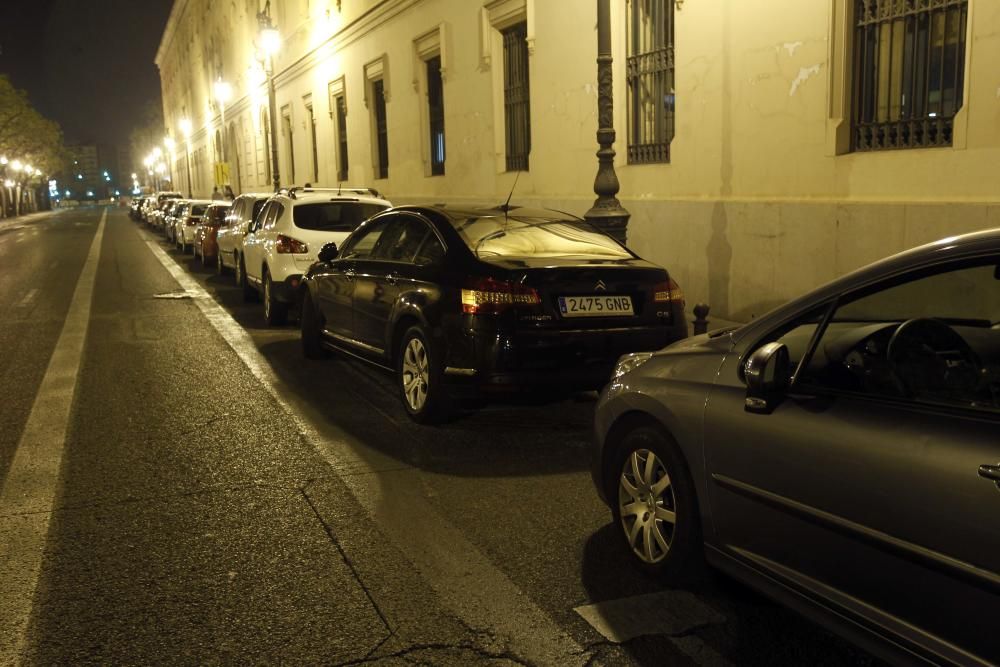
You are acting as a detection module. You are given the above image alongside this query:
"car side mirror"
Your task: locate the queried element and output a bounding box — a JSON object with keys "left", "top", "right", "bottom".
{"left": 744, "top": 342, "right": 790, "bottom": 414}
{"left": 318, "top": 242, "right": 339, "bottom": 263}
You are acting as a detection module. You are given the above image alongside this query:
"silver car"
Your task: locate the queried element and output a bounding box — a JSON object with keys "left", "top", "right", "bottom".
{"left": 592, "top": 228, "right": 1000, "bottom": 666}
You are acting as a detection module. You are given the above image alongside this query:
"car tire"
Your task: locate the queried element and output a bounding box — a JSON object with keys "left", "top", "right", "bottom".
{"left": 263, "top": 270, "right": 288, "bottom": 326}
{"left": 239, "top": 257, "right": 257, "bottom": 302}
{"left": 607, "top": 421, "right": 703, "bottom": 583}
{"left": 300, "top": 290, "right": 329, "bottom": 359}
{"left": 397, "top": 325, "right": 447, "bottom": 424}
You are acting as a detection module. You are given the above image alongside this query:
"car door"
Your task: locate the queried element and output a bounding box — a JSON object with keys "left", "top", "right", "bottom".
{"left": 703, "top": 257, "right": 1000, "bottom": 664}
{"left": 314, "top": 218, "right": 391, "bottom": 343}
{"left": 218, "top": 199, "right": 242, "bottom": 266}
{"left": 351, "top": 215, "right": 430, "bottom": 352}
{"left": 243, "top": 202, "right": 275, "bottom": 288}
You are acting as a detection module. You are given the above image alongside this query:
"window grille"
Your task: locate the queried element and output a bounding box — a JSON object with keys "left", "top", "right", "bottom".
{"left": 627, "top": 0, "right": 674, "bottom": 164}
{"left": 372, "top": 79, "right": 389, "bottom": 179}
{"left": 335, "top": 95, "right": 349, "bottom": 182}
{"left": 502, "top": 22, "right": 530, "bottom": 172}
{"left": 427, "top": 56, "right": 446, "bottom": 176}
{"left": 852, "top": 0, "right": 967, "bottom": 151}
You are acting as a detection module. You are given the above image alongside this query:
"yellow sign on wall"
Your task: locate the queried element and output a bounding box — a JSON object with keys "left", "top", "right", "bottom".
{"left": 214, "top": 162, "right": 230, "bottom": 186}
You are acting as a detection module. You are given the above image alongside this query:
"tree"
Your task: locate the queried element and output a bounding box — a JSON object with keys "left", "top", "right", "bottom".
{"left": 0, "top": 75, "right": 67, "bottom": 175}
{"left": 129, "top": 100, "right": 166, "bottom": 183}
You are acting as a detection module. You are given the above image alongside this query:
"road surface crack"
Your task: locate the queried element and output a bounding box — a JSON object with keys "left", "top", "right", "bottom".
{"left": 299, "top": 481, "right": 395, "bottom": 648}
{"left": 333, "top": 641, "right": 534, "bottom": 666}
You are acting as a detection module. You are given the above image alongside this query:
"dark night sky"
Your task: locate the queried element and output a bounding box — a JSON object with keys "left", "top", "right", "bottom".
{"left": 0, "top": 0, "right": 174, "bottom": 148}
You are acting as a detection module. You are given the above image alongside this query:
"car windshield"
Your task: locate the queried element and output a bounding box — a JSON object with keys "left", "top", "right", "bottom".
{"left": 208, "top": 206, "right": 229, "bottom": 222}
{"left": 454, "top": 216, "right": 631, "bottom": 259}
{"left": 293, "top": 202, "right": 387, "bottom": 232}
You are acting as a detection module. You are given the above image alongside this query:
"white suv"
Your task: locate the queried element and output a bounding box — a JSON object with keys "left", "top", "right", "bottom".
{"left": 242, "top": 187, "right": 391, "bottom": 325}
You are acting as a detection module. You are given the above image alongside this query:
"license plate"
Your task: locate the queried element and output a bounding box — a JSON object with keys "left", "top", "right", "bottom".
{"left": 558, "top": 295, "right": 634, "bottom": 317}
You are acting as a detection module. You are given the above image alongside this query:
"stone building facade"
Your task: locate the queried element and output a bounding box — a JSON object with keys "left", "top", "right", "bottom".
{"left": 156, "top": 0, "right": 1000, "bottom": 321}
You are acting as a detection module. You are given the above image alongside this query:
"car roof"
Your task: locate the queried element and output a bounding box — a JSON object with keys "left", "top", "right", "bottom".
{"left": 267, "top": 186, "right": 389, "bottom": 205}
{"left": 733, "top": 226, "right": 1000, "bottom": 344}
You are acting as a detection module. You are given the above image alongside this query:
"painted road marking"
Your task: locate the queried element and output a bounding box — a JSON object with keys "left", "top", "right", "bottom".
{"left": 575, "top": 591, "right": 731, "bottom": 665}
{"left": 0, "top": 209, "right": 106, "bottom": 663}
{"left": 16, "top": 289, "right": 39, "bottom": 308}
{"left": 142, "top": 232, "right": 591, "bottom": 666}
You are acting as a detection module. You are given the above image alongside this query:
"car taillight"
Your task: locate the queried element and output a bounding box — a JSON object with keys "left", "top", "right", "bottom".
{"left": 653, "top": 277, "right": 685, "bottom": 307}
{"left": 461, "top": 277, "right": 541, "bottom": 314}
{"left": 276, "top": 234, "right": 308, "bottom": 254}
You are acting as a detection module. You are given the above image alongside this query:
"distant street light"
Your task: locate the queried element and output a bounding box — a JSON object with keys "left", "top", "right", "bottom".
{"left": 257, "top": 1, "right": 281, "bottom": 192}
{"left": 11, "top": 160, "right": 22, "bottom": 172}
{"left": 180, "top": 118, "right": 194, "bottom": 198}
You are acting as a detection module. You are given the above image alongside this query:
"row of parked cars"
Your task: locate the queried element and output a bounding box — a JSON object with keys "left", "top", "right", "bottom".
{"left": 129, "top": 189, "right": 1000, "bottom": 666}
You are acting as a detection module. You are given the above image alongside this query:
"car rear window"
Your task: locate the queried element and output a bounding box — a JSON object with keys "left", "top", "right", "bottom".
{"left": 207, "top": 206, "right": 229, "bottom": 222}
{"left": 293, "top": 202, "right": 387, "bottom": 232}
{"left": 190, "top": 204, "right": 208, "bottom": 216}
{"left": 455, "top": 217, "right": 631, "bottom": 259}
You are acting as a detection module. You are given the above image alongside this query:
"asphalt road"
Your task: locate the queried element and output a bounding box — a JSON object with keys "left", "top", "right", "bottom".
{"left": 0, "top": 206, "right": 880, "bottom": 666}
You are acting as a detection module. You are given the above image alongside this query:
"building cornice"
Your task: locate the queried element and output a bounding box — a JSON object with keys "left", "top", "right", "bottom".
{"left": 155, "top": 0, "right": 191, "bottom": 69}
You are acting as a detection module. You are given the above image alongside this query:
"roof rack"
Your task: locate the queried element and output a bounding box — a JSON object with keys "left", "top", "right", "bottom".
{"left": 286, "top": 185, "right": 382, "bottom": 200}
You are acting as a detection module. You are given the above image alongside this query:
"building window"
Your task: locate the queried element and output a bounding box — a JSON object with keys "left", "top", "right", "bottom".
{"left": 372, "top": 79, "right": 389, "bottom": 179}
{"left": 626, "top": 0, "right": 675, "bottom": 164}
{"left": 427, "top": 56, "right": 446, "bottom": 176}
{"left": 502, "top": 22, "right": 530, "bottom": 172}
{"left": 335, "top": 94, "right": 349, "bottom": 182}
{"left": 852, "top": 0, "right": 968, "bottom": 151}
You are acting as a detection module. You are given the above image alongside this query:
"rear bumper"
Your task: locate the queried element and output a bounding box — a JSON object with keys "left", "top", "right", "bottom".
{"left": 268, "top": 274, "right": 304, "bottom": 305}
{"left": 445, "top": 318, "right": 687, "bottom": 395}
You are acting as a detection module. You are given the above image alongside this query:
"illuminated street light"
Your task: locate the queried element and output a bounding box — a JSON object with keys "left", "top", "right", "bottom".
{"left": 11, "top": 160, "right": 22, "bottom": 172}
{"left": 213, "top": 79, "right": 233, "bottom": 104}
{"left": 0, "top": 156, "right": 7, "bottom": 165}
{"left": 180, "top": 118, "right": 192, "bottom": 138}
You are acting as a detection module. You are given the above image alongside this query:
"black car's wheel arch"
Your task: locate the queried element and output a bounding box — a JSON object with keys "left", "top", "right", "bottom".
{"left": 389, "top": 312, "right": 429, "bottom": 367}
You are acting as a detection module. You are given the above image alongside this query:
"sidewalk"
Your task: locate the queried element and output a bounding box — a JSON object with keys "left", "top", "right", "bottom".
{"left": 0, "top": 209, "right": 62, "bottom": 229}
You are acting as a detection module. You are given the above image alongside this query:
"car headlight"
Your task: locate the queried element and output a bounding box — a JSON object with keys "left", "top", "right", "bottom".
{"left": 612, "top": 352, "right": 654, "bottom": 380}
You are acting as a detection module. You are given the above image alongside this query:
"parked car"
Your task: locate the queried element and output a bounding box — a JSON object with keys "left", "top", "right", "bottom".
{"left": 194, "top": 201, "right": 232, "bottom": 265}
{"left": 163, "top": 200, "right": 188, "bottom": 244}
{"left": 590, "top": 228, "right": 1000, "bottom": 666}
{"left": 129, "top": 196, "right": 148, "bottom": 221}
{"left": 242, "top": 186, "right": 391, "bottom": 325}
{"left": 299, "top": 204, "right": 687, "bottom": 422}
{"left": 216, "top": 192, "right": 271, "bottom": 280}
{"left": 145, "top": 191, "right": 181, "bottom": 224}
{"left": 174, "top": 200, "right": 213, "bottom": 253}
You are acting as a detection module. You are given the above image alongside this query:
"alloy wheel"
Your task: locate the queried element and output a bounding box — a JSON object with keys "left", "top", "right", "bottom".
{"left": 401, "top": 337, "right": 430, "bottom": 411}
{"left": 618, "top": 448, "right": 677, "bottom": 564}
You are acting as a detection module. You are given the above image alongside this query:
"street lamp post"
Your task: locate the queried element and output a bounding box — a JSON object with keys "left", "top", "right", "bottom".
{"left": 583, "top": 0, "right": 630, "bottom": 245}
{"left": 257, "top": 3, "right": 281, "bottom": 192}
{"left": 214, "top": 79, "right": 233, "bottom": 188}
{"left": 180, "top": 118, "right": 194, "bottom": 198}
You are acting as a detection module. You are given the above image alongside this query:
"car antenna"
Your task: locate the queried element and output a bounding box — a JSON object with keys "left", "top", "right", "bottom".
{"left": 499, "top": 170, "right": 521, "bottom": 221}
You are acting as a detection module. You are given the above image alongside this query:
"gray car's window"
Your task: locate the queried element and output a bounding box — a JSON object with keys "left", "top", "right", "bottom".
{"left": 791, "top": 259, "right": 1000, "bottom": 413}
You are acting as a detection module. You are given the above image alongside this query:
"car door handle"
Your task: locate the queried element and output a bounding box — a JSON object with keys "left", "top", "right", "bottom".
{"left": 385, "top": 272, "right": 398, "bottom": 285}
{"left": 344, "top": 269, "right": 355, "bottom": 282}
{"left": 978, "top": 464, "right": 1000, "bottom": 485}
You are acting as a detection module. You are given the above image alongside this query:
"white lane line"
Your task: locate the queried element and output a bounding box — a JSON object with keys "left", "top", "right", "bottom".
{"left": 16, "top": 289, "right": 39, "bottom": 308}
{"left": 0, "top": 209, "right": 106, "bottom": 663}
{"left": 142, "top": 235, "right": 591, "bottom": 666}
